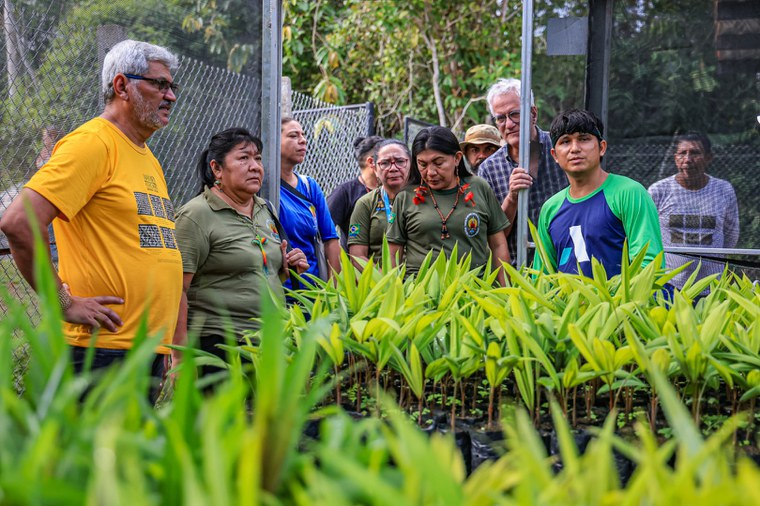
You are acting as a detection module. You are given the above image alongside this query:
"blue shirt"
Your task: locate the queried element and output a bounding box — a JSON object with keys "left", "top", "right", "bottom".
{"left": 279, "top": 173, "right": 338, "bottom": 287}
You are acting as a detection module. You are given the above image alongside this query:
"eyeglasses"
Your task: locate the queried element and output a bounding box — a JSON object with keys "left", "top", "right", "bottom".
{"left": 377, "top": 157, "right": 409, "bottom": 170}
{"left": 124, "top": 74, "right": 180, "bottom": 94}
{"left": 492, "top": 110, "right": 520, "bottom": 125}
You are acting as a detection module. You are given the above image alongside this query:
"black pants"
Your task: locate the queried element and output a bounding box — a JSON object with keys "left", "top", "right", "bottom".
{"left": 69, "top": 346, "right": 165, "bottom": 404}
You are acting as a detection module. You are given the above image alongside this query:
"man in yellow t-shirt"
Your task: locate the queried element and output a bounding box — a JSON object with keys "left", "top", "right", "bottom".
{"left": 0, "top": 40, "right": 182, "bottom": 399}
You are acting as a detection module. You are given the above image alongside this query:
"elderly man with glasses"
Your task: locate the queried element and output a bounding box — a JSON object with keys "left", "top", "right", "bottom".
{"left": 478, "top": 78, "right": 567, "bottom": 265}
{"left": 0, "top": 39, "right": 182, "bottom": 401}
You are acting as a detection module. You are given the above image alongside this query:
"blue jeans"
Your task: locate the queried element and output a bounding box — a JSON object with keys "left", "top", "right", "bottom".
{"left": 69, "top": 346, "right": 165, "bottom": 404}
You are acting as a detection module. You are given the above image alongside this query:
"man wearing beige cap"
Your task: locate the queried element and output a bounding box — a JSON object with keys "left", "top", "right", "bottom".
{"left": 460, "top": 124, "right": 501, "bottom": 174}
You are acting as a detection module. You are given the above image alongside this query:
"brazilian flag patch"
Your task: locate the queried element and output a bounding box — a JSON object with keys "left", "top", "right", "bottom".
{"left": 348, "top": 224, "right": 361, "bottom": 237}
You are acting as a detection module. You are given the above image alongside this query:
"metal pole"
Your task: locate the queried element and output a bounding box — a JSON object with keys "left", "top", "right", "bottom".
{"left": 516, "top": 0, "right": 534, "bottom": 268}
{"left": 585, "top": 0, "right": 613, "bottom": 168}
{"left": 261, "top": 0, "right": 283, "bottom": 207}
{"left": 665, "top": 247, "right": 760, "bottom": 256}
{"left": 366, "top": 102, "right": 375, "bottom": 136}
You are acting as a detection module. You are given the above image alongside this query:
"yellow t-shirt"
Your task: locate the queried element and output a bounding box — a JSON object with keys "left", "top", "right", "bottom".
{"left": 25, "top": 117, "right": 182, "bottom": 352}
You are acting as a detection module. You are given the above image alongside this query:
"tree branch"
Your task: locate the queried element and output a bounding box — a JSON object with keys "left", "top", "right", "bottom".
{"left": 421, "top": 8, "right": 446, "bottom": 127}
{"left": 450, "top": 95, "right": 487, "bottom": 134}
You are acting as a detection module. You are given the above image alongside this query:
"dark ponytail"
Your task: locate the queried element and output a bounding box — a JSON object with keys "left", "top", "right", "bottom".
{"left": 353, "top": 135, "right": 385, "bottom": 168}
{"left": 196, "top": 148, "right": 215, "bottom": 192}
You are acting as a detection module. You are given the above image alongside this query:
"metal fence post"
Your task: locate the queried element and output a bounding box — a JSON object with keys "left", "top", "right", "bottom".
{"left": 585, "top": 0, "right": 613, "bottom": 169}
{"left": 260, "top": 0, "right": 283, "bottom": 206}
{"left": 366, "top": 102, "right": 375, "bottom": 136}
{"left": 516, "top": 0, "right": 534, "bottom": 268}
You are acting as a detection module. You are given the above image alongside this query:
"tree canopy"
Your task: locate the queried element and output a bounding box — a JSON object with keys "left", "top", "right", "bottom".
{"left": 5, "top": 0, "right": 758, "bottom": 141}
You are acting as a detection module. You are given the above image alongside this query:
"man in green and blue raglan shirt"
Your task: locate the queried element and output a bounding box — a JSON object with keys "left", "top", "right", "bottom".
{"left": 533, "top": 109, "right": 664, "bottom": 277}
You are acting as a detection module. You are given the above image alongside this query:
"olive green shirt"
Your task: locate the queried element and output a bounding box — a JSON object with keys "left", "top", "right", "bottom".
{"left": 386, "top": 176, "right": 509, "bottom": 275}
{"left": 175, "top": 187, "right": 285, "bottom": 339}
{"left": 347, "top": 188, "right": 395, "bottom": 259}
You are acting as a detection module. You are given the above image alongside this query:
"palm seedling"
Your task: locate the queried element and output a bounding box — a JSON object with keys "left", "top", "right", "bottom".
{"left": 665, "top": 292, "right": 736, "bottom": 425}
{"left": 425, "top": 314, "right": 482, "bottom": 432}
{"left": 390, "top": 342, "right": 426, "bottom": 425}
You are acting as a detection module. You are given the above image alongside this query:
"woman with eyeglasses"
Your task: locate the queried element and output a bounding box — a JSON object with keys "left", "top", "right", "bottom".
{"left": 327, "top": 135, "right": 384, "bottom": 250}
{"left": 347, "top": 139, "right": 411, "bottom": 264}
{"left": 387, "top": 126, "right": 510, "bottom": 284}
{"left": 173, "top": 128, "right": 309, "bottom": 381}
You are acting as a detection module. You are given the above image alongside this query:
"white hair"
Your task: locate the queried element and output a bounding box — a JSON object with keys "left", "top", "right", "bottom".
{"left": 485, "top": 78, "right": 535, "bottom": 116}
{"left": 101, "top": 40, "right": 179, "bottom": 103}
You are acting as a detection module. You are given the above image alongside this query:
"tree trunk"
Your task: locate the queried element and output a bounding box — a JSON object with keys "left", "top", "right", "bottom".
{"left": 4, "top": 0, "right": 37, "bottom": 99}
{"left": 420, "top": 8, "right": 446, "bottom": 127}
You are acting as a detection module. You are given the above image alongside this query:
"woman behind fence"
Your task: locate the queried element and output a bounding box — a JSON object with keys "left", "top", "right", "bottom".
{"left": 173, "top": 128, "right": 309, "bottom": 379}
{"left": 327, "top": 135, "right": 384, "bottom": 250}
{"left": 348, "top": 139, "right": 411, "bottom": 264}
{"left": 278, "top": 117, "right": 341, "bottom": 286}
{"left": 387, "top": 126, "right": 510, "bottom": 285}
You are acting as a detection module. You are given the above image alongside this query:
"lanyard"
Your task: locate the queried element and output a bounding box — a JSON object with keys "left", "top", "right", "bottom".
{"left": 251, "top": 234, "right": 269, "bottom": 275}
{"left": 381, "top": 188, "right": 395, "bottom": 224}
{"left": 238, "top": 208, "right": 269, "bottom": 275}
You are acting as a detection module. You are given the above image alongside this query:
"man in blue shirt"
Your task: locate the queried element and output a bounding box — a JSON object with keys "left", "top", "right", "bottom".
{"left": 533, "top": 109, "right": 664, "bottom": 277}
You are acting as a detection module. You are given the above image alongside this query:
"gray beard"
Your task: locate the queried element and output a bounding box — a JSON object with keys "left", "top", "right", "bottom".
{"left": 132, "top": 89, "right": 164, "bottom": 130}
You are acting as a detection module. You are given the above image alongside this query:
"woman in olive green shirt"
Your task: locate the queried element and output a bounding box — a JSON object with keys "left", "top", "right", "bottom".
{"left": 347, "top": 139, "right": 410, "bottom": 264}
{"left": 174, "top": 128, "right": 309, "bottom": 379}
{"left": 387, "top": 127, "right": 510, "bottom": 284}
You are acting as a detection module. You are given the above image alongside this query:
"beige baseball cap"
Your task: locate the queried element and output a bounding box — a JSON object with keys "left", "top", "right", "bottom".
{"left": 460, "top": 124, "right": 502, "bottom": 150}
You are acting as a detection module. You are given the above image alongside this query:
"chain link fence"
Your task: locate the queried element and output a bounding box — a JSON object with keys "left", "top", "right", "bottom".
{"left": 0, "top": 0, "right": 263, "bottom": 390}
{"left": 0, "top": 2, "right": 374, "bottom": 390}
{"left": 403, "top": 117, "right": 435, "bottom": 147}
{"left": 607, "top": 141, "right": 760, "bottom": 280}
{"left": 603, "top": 0, "right": 760, "bottom": 281}
{"left": 3, "top": 1, "right": 759, "bottom": 390}
{"left": 290, "top": 93, "right": 374, "bottom": 196}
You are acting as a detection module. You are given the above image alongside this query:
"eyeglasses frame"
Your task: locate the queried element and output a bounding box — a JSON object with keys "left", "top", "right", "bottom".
{"left": 123, "top": 73, "right": 180, "bottom": 94}
{"left": 376, "top": 157, "right": 410, "bottom": 171}
{"left": 492, "top": 110, "right": 521, "bottom": 126}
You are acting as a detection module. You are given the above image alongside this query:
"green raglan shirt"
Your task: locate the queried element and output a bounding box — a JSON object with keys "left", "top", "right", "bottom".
{"left": 533, "top": 173, "right": 664, "bottom": 277}
{"left": 387, "top": 176, "right": 509, "bottom": 275}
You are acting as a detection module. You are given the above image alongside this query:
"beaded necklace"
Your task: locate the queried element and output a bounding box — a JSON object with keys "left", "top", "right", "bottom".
{"left": 427, "top": 181, "right": 461, "bottom": 240}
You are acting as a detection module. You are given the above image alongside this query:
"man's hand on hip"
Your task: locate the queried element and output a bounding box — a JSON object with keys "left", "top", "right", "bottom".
{"left": 62, "top": 285, "right": 124, "bottom": 332}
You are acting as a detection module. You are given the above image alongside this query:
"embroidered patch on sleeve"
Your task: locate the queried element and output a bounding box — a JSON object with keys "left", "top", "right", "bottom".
{"left": 348, "top": 224, "right": 361, "bottom": 237}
